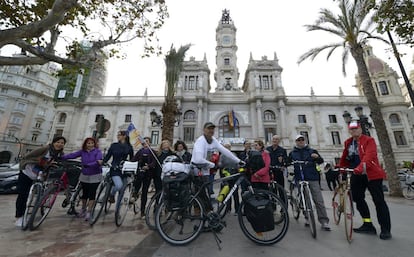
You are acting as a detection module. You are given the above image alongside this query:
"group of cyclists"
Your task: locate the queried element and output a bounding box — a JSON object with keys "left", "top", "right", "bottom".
{"left": 14, "top": 119, "right": 392, "bottom": 240}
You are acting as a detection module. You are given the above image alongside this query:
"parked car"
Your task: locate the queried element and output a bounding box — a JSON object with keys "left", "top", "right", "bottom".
{"left": 0, "top": 163, "right": 20, "bottom": 194}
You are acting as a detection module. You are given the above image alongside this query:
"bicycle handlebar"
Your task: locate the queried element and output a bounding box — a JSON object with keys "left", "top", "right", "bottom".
{"left": 333, "top": 167, "right": 354, "bottom": 174}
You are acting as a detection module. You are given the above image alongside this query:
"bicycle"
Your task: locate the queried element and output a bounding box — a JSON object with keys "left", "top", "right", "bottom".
{"left": 154, "top": 163, "right": 289, "bottom": 247}
{"left": 145, "top": 190, "right": 163, "bottom": 230}
{"left": 400, "top": 171, "right": 414, "bottom": 200}
{"left": 25, "top": 161, "right": 79, "bottom": 231}
{"left": 289, "top": 160, "right": 317, "bottom": 238}
{"left": 269, "top": 165, "right": 288, "bottom": 210}
{"left": 64, "top": 180, "right": 83, "bottom": 215}
{"left": 114, "top": 161, "right": 139, "bottom": 227}
{"left": 332, "top": 167, "right": 354, "bottom": 243}
{"left": 89, "top": 164, "right": 115, "bottom": 226}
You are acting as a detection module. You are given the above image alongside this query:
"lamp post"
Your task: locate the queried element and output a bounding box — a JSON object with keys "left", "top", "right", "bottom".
{"left": 150, "top": 108, "right": 182, "bottom": 127}
{"left": 342, "top": 106, "right": 372, "bottom": 136}
{"left": 354, "top": 106, "right": 372, "bottom": 136}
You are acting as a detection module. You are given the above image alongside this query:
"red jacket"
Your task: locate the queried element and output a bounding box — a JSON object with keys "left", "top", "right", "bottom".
{"left": 339, "top": 134, "right": 386, "bottom": 181}
{"left": 251, "top": 150, "right": 271, "bottom": 183}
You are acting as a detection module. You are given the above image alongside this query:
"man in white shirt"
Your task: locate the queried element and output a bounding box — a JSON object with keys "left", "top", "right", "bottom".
{"left": 191, "top": 122, "right": 243, "bottom": 174}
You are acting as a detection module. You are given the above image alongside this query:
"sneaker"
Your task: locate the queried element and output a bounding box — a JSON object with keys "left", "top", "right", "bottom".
{"left": 304, "top": 219, "right": 310, "bottom": 227}
{"left": 77, "top": 208, "right": 86, "bottom": 218}
{"left": 84, "top": 212, "right": 90, "bottom": 221}
{"left": 380, "top": 231, "right": 392, "bottom": 240}
{"left": 321, "top": 223, "right": 331, "bottom": 231}
{"left": 140, "top": 213, "right": 146, "bottom": 220}
{"left": 108, "top": 195, "right": 115, "bottom": 203}
{"left": 15, "top": 217, "right": 23, "bottom": 227}
{"left": 67, "top": 207, "right": 78, "bottom": 216}
{"left": 353, "top": 223, "right": 377, "bottom": 235}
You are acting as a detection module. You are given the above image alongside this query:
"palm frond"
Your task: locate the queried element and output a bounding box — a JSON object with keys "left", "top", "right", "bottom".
{"left": 297, "top": 43, "right": 342, "bottom": 64}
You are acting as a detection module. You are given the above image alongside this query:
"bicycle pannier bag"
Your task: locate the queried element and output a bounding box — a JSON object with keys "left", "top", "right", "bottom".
{"left": 243, "top": 192, "right": 275, "bottom": 232}
{"left": 162, "top": 172, "right": 191, "bottom": 211}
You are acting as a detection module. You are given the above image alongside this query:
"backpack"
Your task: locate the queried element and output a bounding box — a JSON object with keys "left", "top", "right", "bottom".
{"left": 162, "top": 172, "right": 191, "bottom": 211}
{"left": 243, "top": 192, "right": 275, "bottom": 233}
{"left": 248, "top": 150, "right": 265, "bottom": 173}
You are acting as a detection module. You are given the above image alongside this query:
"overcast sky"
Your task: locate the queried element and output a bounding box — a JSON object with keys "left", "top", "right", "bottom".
{"left": 3, "top": 1, "right": 413, "bottom": 97}
{"left": 105, "top": 0, "right": 414, "bottom": 97}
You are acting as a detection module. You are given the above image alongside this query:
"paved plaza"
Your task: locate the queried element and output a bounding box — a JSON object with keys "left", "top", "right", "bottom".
{"left": 1, "top": 183, "right": 413, "bottom": 257}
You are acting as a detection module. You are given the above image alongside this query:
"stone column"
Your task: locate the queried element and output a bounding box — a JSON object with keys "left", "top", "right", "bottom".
{"left": 256, "top": 99, "right": 264, "bottom": 138}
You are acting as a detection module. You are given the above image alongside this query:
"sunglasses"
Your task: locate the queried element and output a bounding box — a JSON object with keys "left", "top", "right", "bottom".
{"left": 296, "top": 138, "right": 305, "bottom": 142}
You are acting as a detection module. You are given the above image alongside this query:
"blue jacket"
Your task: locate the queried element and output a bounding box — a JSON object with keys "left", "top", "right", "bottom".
{"left": 288, "top": 145, "right": 323, "bottom": 181}
{"left": 62, "top": 148, "right": 102, "bottom": 176}
{"left": 103, "top": 142, "right": 134, "bottom": 176}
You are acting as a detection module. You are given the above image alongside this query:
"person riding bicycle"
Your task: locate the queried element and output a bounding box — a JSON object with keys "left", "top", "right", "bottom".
{"left": 288, "top": 134, "right": 331, "bottom": 231}
{"left": 190, "top": 122, "right": 245, "bottom": 209}
{"left": 266, "top": 135, "right": 288, "bottom": 204}
{"left": 15, "top": 136, "right": 66, "bottom": 227}
{"left": 61, "top": 137, "right": 103, "bottom": 220}
{"left": 103, "top": 130, "right": 134, "bottom": 204}
{"left": 338, "top": 120, "right": 391, "bottom": 240}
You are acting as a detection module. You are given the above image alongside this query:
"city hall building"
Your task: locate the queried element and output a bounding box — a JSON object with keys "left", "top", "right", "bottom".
{"left": 1, "top": 10, "right": 413, "bottom": 167}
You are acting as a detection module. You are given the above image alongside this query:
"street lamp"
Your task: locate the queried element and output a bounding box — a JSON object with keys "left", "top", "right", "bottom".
{"left": 150, "top": 108, "right": 182, "bottom": 127}
{"left": 342, "top": 106, "right": 372, "bottom": 136}
{"left": 354, "top": 106, "right": 372, "bottom": 136}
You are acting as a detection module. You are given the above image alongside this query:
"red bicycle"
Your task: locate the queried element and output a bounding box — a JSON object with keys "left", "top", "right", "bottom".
{"left": 26, "top": 161, "right": 80, "bottom": 230}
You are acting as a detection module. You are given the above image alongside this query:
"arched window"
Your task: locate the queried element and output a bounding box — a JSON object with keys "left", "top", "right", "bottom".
{"left": 58, "top": 113, "right": 67, "bottom": 123}
{"left": 218, "top": 114, "right": 240, "bottom": 138}
{"left": 183, "top": 110, "right": 196, "bottom": 121}
{"left": 389, "top": 113, "right": 401, "bottom": 125}
{"left": 263, "top": 110, "right": 276, "bottom": 121}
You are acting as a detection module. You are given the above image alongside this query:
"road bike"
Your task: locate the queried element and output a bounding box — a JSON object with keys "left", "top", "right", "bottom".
{"left": 154, "top": 164, "right": 289, "bottom": 247}
{"left": 289, "top": 160, "right": 317, "bottom": 238}
{"left": 24, "top": 161, "right": 81, "bottom": 231}
{"left": 332, "top": 167, "right": 354, "bottom": 243}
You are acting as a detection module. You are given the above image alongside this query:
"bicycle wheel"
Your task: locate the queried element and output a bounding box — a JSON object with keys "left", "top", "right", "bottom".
{"left": 303, "top": 186, "right": 317, "bottom": 238}
{"left": 289, "top": 183, "right": 300, "bottom": 220}
{"left": 270, "top": 182, "right": 288, "bottom": 210}
{"left": 344, "top": 190, "right": 353, "bottom": 243}
{"left": 22, "top": 183, "right": 42, "bottom": 231}
{"left": 115, "top": 183, "right": 132, "bottom": 227}
{"left": 145, "top": 191, "right": 162, "bottom": 230}
{"left": 155, "top": 196, "right": 204, "bottom": 245}
{"left": 67, "top": 184, "right": 83, "bottom": 215}
{"left": 238, "top": 190, "right": 289, "bottom": 245}
{"left": 402, "top": 186, "right": 414, "bottom": 200}
{"left": 28, "top": 185, "right": 58, "bottom": 231}
{"left": 89, "top": 182, "right": 109, "bottom": 226}
{"left": 332, "top": 190, "right": 341, "bottom": 225}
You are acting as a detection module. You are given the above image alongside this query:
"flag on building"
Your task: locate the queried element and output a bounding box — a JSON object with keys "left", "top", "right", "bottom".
{"left": 127, "top": 123, "right": 141, "bottom": 148}
{"left": 229, "top": 109, "right": 235, "bottom": 129}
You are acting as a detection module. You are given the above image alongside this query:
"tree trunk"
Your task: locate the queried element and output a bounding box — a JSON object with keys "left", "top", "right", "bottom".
{"left": 161, "top": 98, "right": 176, "bottom": 144}
{"left": 351, "top": 45, "right": 402, "bottom": 197}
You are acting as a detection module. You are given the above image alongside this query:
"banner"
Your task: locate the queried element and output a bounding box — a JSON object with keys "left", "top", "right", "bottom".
{"left": 127, "top": 123, "right": 141, "bottom": 148}
{"left": 229, "top": 109, "right": 236, "bottom": 129}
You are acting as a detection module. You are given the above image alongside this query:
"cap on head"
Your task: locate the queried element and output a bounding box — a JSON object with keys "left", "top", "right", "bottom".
{"left": 348, "top": 120, "right": 361, "bottom": 129}
{"left": 295, "top": 135, "right": 304, "bottom": 141}
{"left": 204, "top": 122, "right": 216, "bottom": 129}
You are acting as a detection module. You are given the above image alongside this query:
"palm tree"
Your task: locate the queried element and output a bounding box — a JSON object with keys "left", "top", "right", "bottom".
{"left": 161, "top": 44, "right": 191, "bottom": 143}
{"left": 298, "top": 0, "right": 401, "bottom": 196}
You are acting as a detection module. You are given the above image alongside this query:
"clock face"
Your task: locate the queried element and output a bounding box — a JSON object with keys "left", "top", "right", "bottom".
{"left": 222, "top": 35, "right": 232, "bottom": 45}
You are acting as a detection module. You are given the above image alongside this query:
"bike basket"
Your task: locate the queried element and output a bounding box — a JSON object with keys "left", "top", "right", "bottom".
{"left": 162, "top": 172, "right": 191, "bottom": 211}
{"left": 243, "top": 192, "right": 275, "bottom": 233}
{"left": 67, "top": 167, "right": 81, "bottom": 187}
{"left": 122, "top": 161, "right": 138, "bottom": 175}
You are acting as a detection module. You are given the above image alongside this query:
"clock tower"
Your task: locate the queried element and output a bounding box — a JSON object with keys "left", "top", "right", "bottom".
{"left": 214, "top": 9, "right": 240, "bottom": 91}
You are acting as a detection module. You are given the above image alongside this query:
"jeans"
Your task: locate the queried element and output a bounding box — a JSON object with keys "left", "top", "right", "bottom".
{"left": 111, "top": 175, "right": 123, "bottom": 196}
